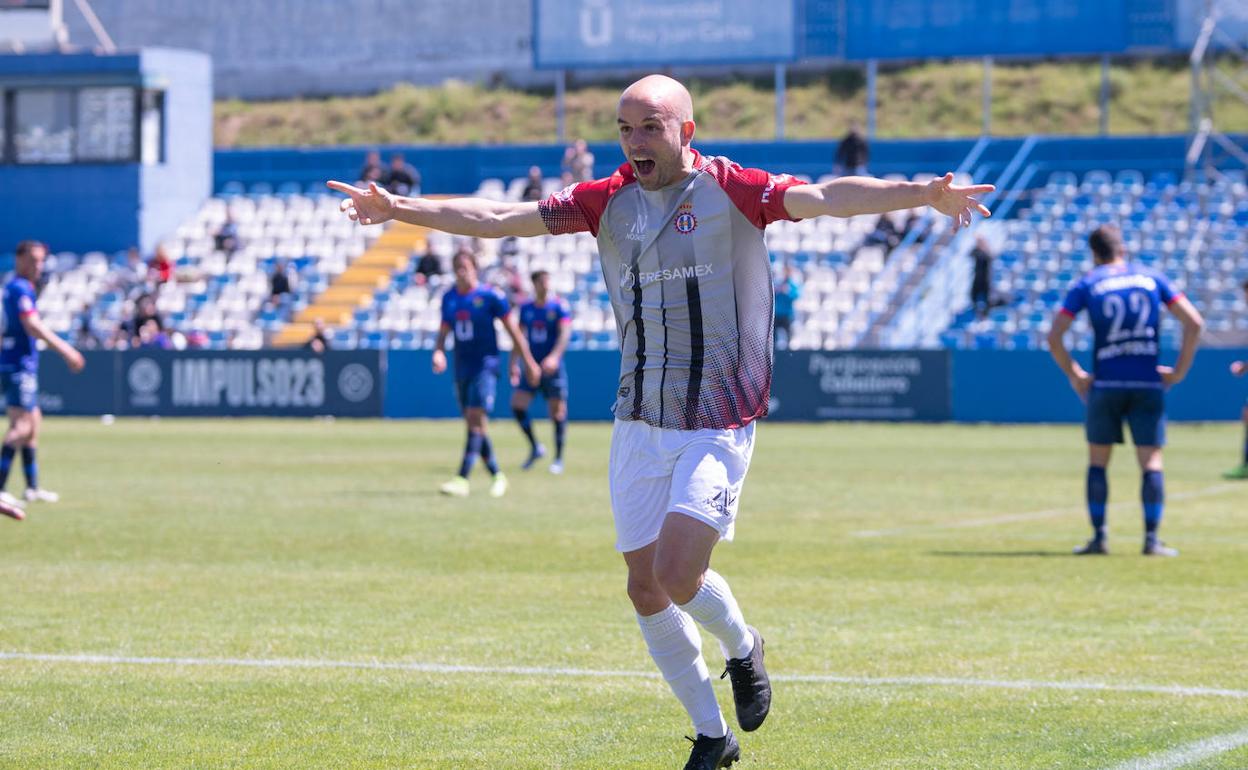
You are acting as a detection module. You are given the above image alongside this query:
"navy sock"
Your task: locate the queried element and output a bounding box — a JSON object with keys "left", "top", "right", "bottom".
{"left": 21, "top": 446, "right": 36, "bottom": 490}
{"left": 0, "top": 444, "right": 14, "bottom": 491}
{"left": 514, "top": 409, "right": 537, "bottom": 450}
{"left": 458, "top": 432, "right": 483, "bottom": 478}
{"left": 1142, "top": 470, "right": 1164, "bottom": 540}
{"left": 1086, "top": 466, "right": 1108, "bottom": 540}
{"left": 554, "top": 418, "right": 566, "bottom": 460}
{"left": 479, "top": 434, "right": 500, "bottom": 475}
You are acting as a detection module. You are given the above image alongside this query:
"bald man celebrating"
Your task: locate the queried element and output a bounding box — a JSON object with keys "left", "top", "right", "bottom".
{"left": 330, "top": 75, "right": 992, "bottom": 769}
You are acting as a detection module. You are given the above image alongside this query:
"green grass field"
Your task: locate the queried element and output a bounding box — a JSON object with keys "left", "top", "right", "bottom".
{"left": 2, "top": 418, "right": 1245, "bottom": 769}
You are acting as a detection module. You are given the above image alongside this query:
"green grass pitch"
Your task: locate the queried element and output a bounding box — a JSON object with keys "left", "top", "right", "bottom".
{"left": 1, "top": 418, "right": 1245, "bottom": 769}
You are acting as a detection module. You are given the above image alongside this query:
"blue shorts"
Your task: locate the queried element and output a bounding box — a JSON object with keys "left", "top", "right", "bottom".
{"left": 1, "top": 371, "right": 38, "bottom": 411}
{"left": 1086, "top": 387, "right": 1166, "bottom": 447}
{"left": 455, "top": 371, "right": 498, "bottom": 413}
{"left": 516, "top": 368, "right": 569, "bottom": 402}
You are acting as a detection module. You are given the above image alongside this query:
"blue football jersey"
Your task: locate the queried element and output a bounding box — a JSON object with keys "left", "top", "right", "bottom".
{"left": 518, "top": 297, "right": 571, "bottom": 363}
{"left": 1, "top": 277, "right": 39, "bottom": 374}
{"left": 1061, "top": 262, "right": 1180, "bottom": 389}
{"left": 440, "top": 284, "right": 509, "bottom": 379}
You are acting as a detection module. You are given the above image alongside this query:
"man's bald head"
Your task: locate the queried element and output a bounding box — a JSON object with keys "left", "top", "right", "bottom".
{"left": 619, "top": 75, "right": 693, "bottom": 123}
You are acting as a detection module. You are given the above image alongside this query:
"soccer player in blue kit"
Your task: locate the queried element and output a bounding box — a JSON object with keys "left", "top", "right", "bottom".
{"left": 510, "top": 269, "right": 572, "bottom": 474}
{"left": 0, "top": 241, "right": 85, "bottom": 514}
{"left": 433, "top": 250, "right": 540, "bottom": 498}
{"left": 1048, "top": 225, "right": 1204, "bottom": 556}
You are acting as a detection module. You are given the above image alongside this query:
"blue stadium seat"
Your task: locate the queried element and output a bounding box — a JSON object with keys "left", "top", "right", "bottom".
{"left": 275, "top": 181, "right": 302, "bottom": 198}
{"left": 248, "top": 182, "right": 274, "bottom": 197}
{"left": 219, "top": 180, "right": 246, "bottom": 197}
{"left": 361, "top": 331, "right": 387, "bottom": 349}
{"left": 390, "top": 331, "right": 417, "bottom": 349}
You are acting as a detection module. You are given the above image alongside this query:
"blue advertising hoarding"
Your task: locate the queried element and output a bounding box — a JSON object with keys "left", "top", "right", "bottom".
{"left": 37, "top": 350, "right": 383, "bottom": 418}
{"left": 533, "top": 0, "right": 797, "bottom": 69}
{"left": 842, "top": 0, "right": 1130, "bottom": 60}
{"left": 770, "top": 350, "right": 952, "bottom": 421}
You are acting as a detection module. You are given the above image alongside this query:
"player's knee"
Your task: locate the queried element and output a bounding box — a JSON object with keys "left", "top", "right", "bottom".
{"left": 626, "top": 572, "right": 667, "bottom": 613}
{"left": 652, "top": 559, "right": 701, "bottom": 605}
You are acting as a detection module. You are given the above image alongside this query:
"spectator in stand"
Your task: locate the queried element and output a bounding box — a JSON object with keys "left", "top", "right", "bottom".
{"left": 415, "top": 247, "right": 443, "bottom": 285}
{"left": 115, "top": 246, "right": 147, "bottom": 295}
{"left": 148, "top": 244, "right": 174, "bottom": 285}
{"left": 213, "top": 214, "right": 241, "bottom": 256}
{"left": 774, "top": 265, "right": 801, "bottom": 350}
{"left": 305, "top": 318, "right": 330, "bottom": 354}
{"left": 970, "top": 235, "right": 1006, "bottom": 319}
{"left": 521, "top": 166, "right": 545, "bottom": 202}
{"left": 185, "top": 329, "right": 209, "bottom": 350}
{"left": 137, "top": 319, "right": 171, "bottom": 350}
{"left": 358, "top": 150, "right": 384, "bottom": 186}
{"left": 485, "top": 243, "right": 525, "bottom": 306}
{"left": 74, "top": 317, "right": 101, "bottom": 350}
{"left": 834, "top": 120, "right": 870, "bottom": 177}
{"left": 269, "top": 260, "right": 293, "bottom": 303}
{"left": 128, "top": 294, "right": 164, "bottom": 347}
{"left": 864, "top": 213, "right": 903, "bottom": 253}
{"left": 383, "top": 152, "right": 421, "bottom": 196}
{"left": 562, "top": 139, "right": 594, "bottom": 182}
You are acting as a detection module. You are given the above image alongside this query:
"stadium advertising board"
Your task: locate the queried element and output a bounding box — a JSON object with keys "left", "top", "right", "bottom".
{"left": 842, "top": 0, "right": 1131, "bottom": 60}
{"left": 770, "top": 350, "right": 951, "bottom": 421}
{"left": 119, "top": 351, "right": 381, "bottom": 417}
{"left": 36, "top": 351, "right": 382, "bottom": 417}
{"left": 533, "top": 0, "right": 796, "bottom": 68}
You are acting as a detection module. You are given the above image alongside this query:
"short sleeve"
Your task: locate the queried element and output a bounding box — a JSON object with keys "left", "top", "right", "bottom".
{"left": 538, "top": 175, "right": 623, "bottom": 237}
{"left": 556, "top": 298, "right": 572, "bottom": 324}
{"left": 702, "top": 157, "right": 804, "bottom": 229}
{"left": 440, "top": 291, "right": 454, "bottom": 327}
{"left": 16, "top": 284, "right": 36, "bottom": 316}
{"left": 489, "top": 288, "right": 509, "bottom": 318}
{"left": 1060, "top": 280, "right": 1087, "bottom": 317}
{"left": 1155, "top": 271, "right": 1181, "bottom": 306}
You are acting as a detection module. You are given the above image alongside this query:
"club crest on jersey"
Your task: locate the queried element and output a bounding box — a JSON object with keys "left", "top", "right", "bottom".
{"left": 472, "top": 297, "right": 484, "bottom": 307}
{"left": 673, "top": 203, "right": 697, "bottom": 234}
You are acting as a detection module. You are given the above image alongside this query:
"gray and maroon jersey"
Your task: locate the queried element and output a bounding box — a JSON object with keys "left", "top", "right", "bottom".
{"left": 539, "top": 150, "right": 804, "bottom": 430}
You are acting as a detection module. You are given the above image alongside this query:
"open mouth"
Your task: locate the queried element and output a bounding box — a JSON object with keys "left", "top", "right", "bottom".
{"left": 633, "top": 159, "right": 655, "bottom": 176}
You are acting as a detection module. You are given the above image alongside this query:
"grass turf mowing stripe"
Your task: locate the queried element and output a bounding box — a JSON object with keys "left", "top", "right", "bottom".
{"left": 3, "top": 651, "right": 1247, "bottom": 700}
{"left": 852, "top": 484, "right": 1237, "bottom": 537}
{"left": 1104, "top": 728, "right": 1248, "bottom": 770}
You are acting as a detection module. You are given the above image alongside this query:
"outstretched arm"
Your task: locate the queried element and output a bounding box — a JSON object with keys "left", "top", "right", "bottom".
{"left": 783, "top": 172, "right": 993, "bottom": 232}
{"left": 327, "top": 181, "right": 550, "bottom": 238}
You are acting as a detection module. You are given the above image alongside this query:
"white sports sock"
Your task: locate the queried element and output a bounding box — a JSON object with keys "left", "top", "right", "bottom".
{"left": 676, "top": 569, "right": 754, "bottom": 661}
{"left": 637, "top": 604, "right": 726, "bottom": 739}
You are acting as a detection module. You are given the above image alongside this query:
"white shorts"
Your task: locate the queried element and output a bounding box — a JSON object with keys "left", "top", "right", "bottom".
{"left": 609, "top": 418, "right": 756, "bottom": 553}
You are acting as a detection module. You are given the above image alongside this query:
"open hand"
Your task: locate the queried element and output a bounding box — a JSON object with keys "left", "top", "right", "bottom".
{"left": 326, "top": 180, "right": 396, "bottom": 225}
{"left": 1232, "top": 361, "right": 1247, "bottom": 377}
{"left": 524, "top": 360, "right": 541, "bottom": 387}
{"left": 1068, "top": 369, "right": 1093, "bottom": 399}
{"left": 1158, "top": 365, "right": 1182, "bottom": 388}
{"left": 926, "top": 172, "right": 994, "bottom": 232}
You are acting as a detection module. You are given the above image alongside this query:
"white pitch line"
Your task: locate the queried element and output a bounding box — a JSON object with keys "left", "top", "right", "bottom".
{"left": 1104, "top": 728, "right": 1248, "bottom": 770}
{"left": 1, "top": 651, "right": 1246, "bottom": 701}
{"left": 853, "top": 484, "right": 1237, "bottom": 538}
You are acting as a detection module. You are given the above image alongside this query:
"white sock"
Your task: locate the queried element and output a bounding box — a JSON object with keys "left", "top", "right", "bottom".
{"left": 676, "top": 569, "right": 754, "bottom": 661}
{"left": 637, "top": 604, "right": 727, "bottom": 739}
